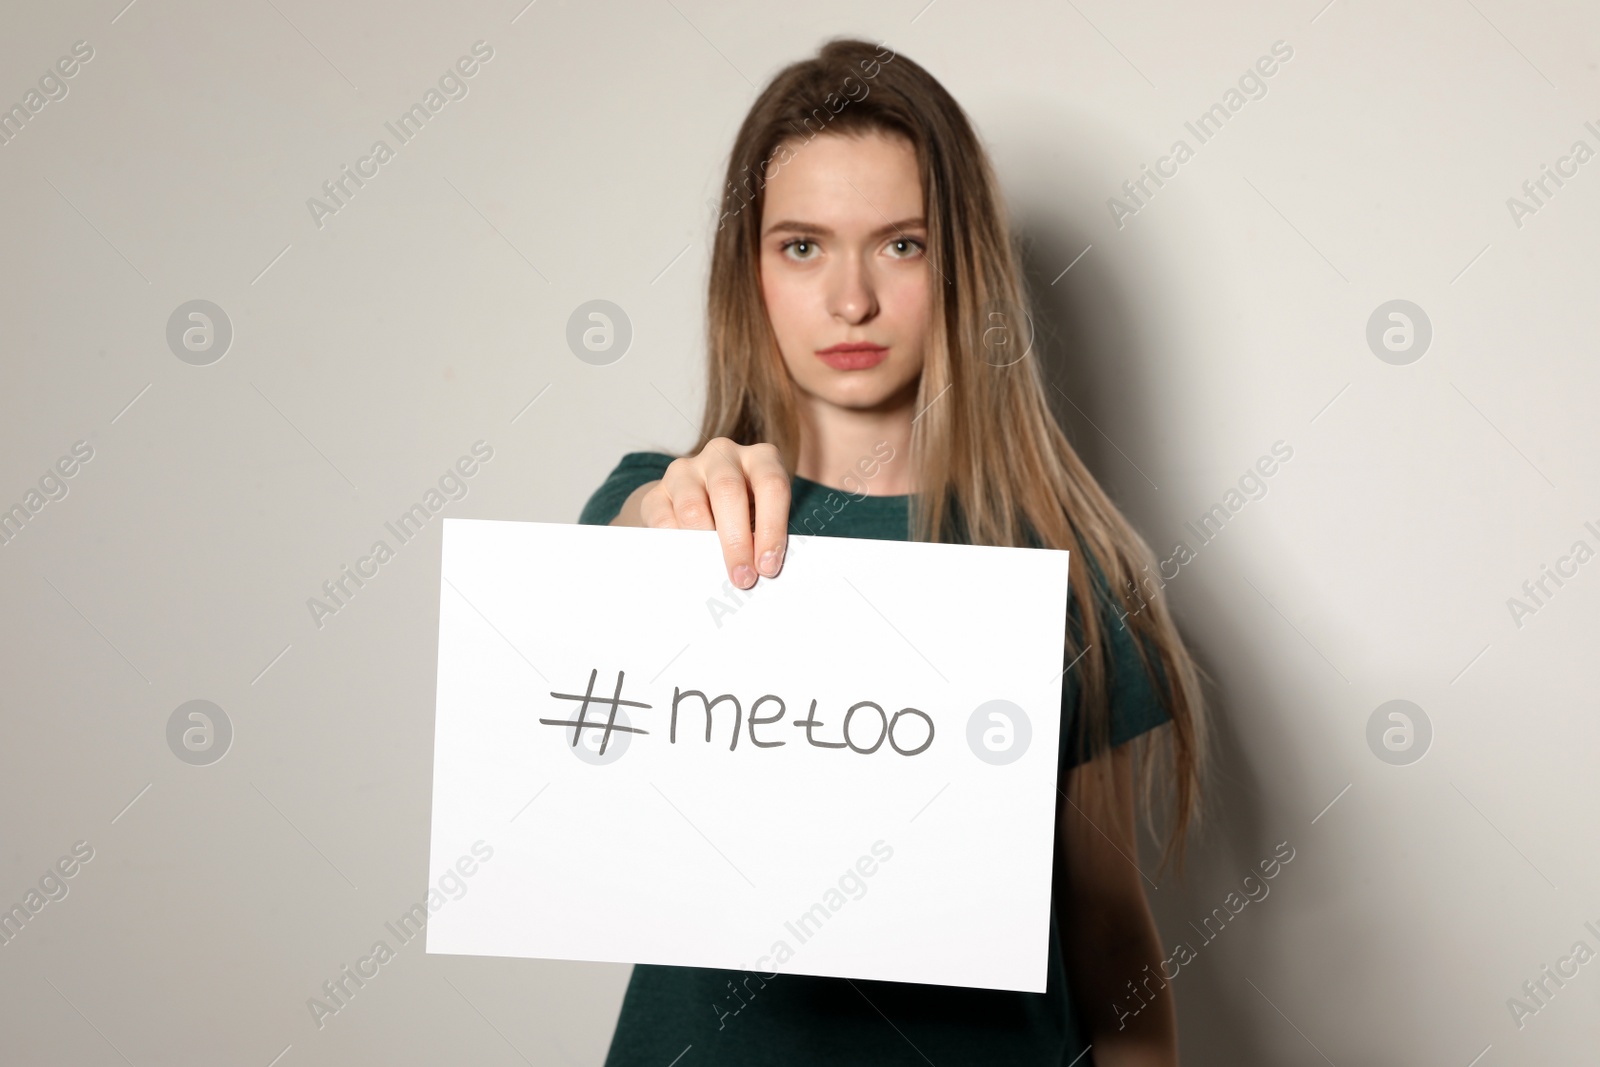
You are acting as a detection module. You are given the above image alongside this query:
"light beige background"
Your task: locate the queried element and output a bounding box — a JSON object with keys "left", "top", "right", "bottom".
{"left": 2, "top": 0, "right": 1597, "bottom": 1064}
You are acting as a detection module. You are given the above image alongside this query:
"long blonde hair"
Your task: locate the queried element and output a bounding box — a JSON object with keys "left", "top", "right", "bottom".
{"left": 692, "top": 37, "right": 1209, "bottom": 877}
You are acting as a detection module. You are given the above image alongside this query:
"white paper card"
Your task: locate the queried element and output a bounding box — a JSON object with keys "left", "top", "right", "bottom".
{"left": 426, "top": 517, "right": 1070, "bottom": 992}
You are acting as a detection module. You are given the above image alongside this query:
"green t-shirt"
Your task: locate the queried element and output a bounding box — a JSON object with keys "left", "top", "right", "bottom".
{"left": 579, "top": 451, "right": 1172, "bottom": 1067}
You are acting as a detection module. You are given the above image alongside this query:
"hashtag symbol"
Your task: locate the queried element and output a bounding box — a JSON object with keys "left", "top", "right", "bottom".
{"left": 539, "top": 668, "right": 652, "bottom": 755}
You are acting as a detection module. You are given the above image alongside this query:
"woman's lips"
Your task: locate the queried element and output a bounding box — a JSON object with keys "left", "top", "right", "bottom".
{"left": 816, "top": 344, "right": 888, "bottom": 370}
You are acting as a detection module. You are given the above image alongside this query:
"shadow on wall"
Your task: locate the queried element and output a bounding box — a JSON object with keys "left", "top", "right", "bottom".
{"left": 1018, "top": 224, "right": 1276, "bottom": 1064}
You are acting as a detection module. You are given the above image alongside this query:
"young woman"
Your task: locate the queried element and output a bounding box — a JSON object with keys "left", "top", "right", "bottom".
{"left": 578, "top": 37, "right": 1207, "bottom": 1067}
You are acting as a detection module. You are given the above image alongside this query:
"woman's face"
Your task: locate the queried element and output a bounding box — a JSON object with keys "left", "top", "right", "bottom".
{"left": 758, "top": 130, "right": 931, "bottom": 415}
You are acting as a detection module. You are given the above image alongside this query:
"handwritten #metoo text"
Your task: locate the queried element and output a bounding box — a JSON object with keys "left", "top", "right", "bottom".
{"left": 539, "top": 668, "right": 936, "bottom": 757}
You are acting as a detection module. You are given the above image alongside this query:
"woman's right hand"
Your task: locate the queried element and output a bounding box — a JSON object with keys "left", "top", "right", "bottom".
{"left": 611, "top": 438, "right": 791, "bottom": 589}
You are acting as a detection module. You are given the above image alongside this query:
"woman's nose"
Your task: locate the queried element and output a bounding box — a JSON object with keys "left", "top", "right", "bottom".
{"left": 828, "top": 260, "right": 878, "bottom": 324}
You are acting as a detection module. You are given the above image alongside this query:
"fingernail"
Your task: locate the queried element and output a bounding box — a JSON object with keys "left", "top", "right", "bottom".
{"left": 758, "top": 550, "right": 779, "bottom": 576}
{"left": 733, "top": 564, "right": 757, "bottom": 589}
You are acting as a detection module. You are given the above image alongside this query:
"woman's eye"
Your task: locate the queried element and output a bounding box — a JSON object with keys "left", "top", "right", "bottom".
{"left": 888, "top": 237, "right": 925, "bottom": 258}
{"left": 781, "top": 239, "right": 816, "bottom": 260}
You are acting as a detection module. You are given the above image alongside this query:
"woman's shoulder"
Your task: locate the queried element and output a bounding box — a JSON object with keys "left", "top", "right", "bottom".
{"left": 577, "top": 451, "right": 678, "bottom": 525}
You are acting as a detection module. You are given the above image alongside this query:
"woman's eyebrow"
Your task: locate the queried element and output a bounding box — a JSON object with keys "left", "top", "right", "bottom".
{"left": 762, "top": 217, "right": 926, "bottom": 238}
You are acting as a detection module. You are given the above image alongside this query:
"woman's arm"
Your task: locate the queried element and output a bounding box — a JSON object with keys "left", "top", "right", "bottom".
{"left": 1058, "top": 743, "right": 1178, "bottom": 1066}
{"left": 609, "top": 480, "right": 660, "bottom": 527}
